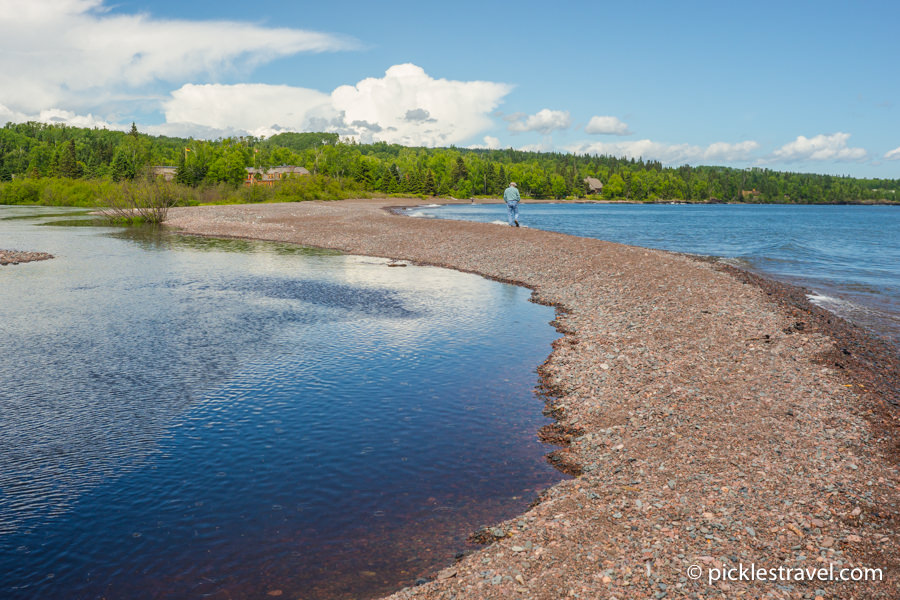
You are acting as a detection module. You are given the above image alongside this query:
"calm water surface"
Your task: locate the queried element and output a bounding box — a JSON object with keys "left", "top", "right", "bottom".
{"left": 409, "top": 203, "right": 900, "bottom": 346}
{"left": 0, "top": 207, "right": 563, "bottom": 599}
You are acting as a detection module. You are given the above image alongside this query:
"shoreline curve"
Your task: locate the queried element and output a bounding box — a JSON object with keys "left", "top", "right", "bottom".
{"left": 165, "top": 198, "right": 899, "bottom": 600}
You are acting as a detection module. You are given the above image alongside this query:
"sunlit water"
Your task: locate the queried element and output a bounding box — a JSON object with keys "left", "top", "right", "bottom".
{"left": 408, "top": 203, "right": 900, "bottom": 347}
{"left": 0, "top": 207, "right": 564, "bottom": 599}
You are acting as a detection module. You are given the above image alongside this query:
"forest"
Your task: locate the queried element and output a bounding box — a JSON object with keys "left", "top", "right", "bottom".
{"left": 1, "top": 121, "right": 898, "bottom": 206}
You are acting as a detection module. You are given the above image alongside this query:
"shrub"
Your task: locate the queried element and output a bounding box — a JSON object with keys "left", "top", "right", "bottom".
{"left": 98, "top": 179, "right": 190, "bottom": 224}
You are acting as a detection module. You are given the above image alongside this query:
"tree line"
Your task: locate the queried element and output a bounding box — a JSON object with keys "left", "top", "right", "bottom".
{"left": 1, "top": 121, "right": 898, "bottom": 204}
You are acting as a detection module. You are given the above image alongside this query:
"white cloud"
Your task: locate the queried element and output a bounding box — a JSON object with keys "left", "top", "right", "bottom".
{"left": 883, "top": 146, "right": 900, "bottom": 160}
{"left": 0, "top": 0, "right": 355, "bottom": 115}
{"left": 159, "top": 64, "right": 512, "bottom": 145}
{"left": 517, "top": 142, "right": 553, "bottom": 153}
{"left": 772, "top": 133, "right": 867, "bottom": 162}
{"left": 0, "top": 103, "right": 122, "bottom": 130}
{"left": 568, "top": 139, "right": 760, "bottom": 165}
{"left": 508, "top": 109, "right": 571, "bottom": 134}
{"left": 163, "top": 83, "right": 337, "bottom": 136}
{"left": 466, "top": 136, "right": 503, "bottom": 150}
{"left": 331, "top": 64, "right": 511, "bottom": 146}
{"left": 585, "top": 115, "right": 631, "bottom": 136}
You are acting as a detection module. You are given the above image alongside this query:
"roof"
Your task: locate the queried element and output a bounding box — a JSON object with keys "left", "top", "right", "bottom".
{"left": 584, "top": 176, "right": 604, "bottom": 191}
{"left": 246, "top": 165, "right": 310, "bottom": 176}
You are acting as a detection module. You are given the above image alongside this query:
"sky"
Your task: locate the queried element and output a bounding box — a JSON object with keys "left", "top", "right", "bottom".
{"left": 1, "top": 0, "right": 898, "bottom": 178}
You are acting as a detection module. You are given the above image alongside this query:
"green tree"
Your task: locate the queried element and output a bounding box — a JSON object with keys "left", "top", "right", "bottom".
{"left": 602, "top": 173, "right": 626, "bottom": 199}
{"left": 450, "top": 155, "right": 468, "bottom": 184}
{"left": 550, "top": 174, "right": 568, "bottom": 199}
{"left": 57, "top": 140, "right": 81, "bottom": 178}
{"left": 423, "top": 169, "right": 437, "bottom": 196}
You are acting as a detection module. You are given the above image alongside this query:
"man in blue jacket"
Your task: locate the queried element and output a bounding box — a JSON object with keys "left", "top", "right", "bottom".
{"left": 503, "top": 182, "right": 521, "bottom": 227}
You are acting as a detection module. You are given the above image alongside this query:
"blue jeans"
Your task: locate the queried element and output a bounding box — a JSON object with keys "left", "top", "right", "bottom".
{"left": 506, "top": 202, "right": 519, "bottom": 226}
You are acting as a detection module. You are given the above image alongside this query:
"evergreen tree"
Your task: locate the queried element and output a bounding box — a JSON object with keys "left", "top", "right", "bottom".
{"left": 424, "top": 170, "right": 436, "bottom": 196}
{"left": 450, "top": 156, "right": 468, "bottom": 184}
{"left": 57, "top": 140, "right": 80, "bottom": 178}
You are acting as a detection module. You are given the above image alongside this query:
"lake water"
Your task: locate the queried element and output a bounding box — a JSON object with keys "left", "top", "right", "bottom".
{"left": 408, "top": 203, "right": 900, "bottom": 347}
{"left": 0, "top": 207, "right": 563, "bottom": 599}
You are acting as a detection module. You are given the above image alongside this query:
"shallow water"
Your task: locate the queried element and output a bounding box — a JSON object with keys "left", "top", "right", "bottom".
{"left": 409, "top": 203, "right": 900, "bottom": 347}
{"left": 0, "top": 207, "right": 563, "bottom": 599}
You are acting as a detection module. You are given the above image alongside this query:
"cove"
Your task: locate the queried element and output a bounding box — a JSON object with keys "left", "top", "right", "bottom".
{"left": 0, "top": 207, "right": 565, "bottom": 599}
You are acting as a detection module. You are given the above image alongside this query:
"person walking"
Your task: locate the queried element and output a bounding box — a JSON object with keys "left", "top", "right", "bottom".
{"left": 503, "top": 182, "right": 521, "bottom": 227}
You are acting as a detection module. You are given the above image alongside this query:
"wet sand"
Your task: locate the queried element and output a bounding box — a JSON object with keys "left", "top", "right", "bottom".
{"left": 166, "top": 198, "right": 899, "bottom": 600}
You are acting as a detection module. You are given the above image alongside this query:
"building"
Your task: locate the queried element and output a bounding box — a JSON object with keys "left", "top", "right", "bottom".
{"left": 150, "top": 166, "right": 177, "bottom": 181}
{"left": 584, "top": 176, "right": 604, "bottom": 194}
{"left": 245, "top": 165, "right": 311, "bottom": 187}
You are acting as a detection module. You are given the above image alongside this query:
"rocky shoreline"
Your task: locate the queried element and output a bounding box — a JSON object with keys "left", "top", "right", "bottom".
{"left": 0, "top": 249, "right": 54, "bottom": 265}
{"left": 165, "top": 199, "right": 899, "bottom": 600}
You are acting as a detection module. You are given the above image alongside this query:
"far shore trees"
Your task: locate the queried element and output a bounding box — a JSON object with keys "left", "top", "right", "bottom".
{"left": 1, "top": 121, "right": 898, "bottom": 205}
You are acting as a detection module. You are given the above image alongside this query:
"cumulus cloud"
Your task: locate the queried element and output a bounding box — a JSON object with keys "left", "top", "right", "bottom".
{"left": 159, "top": 64, "right": 512, "bottom": 145}
{"left": 585, "top": 115, "right": 631, "bottom": 136}
{"left": 883, "top": 146, "right": 900, "bottom": 160}
{"left": 508, "top": 109, "right": 571, "bottom": 134}
{"left": 0, "top": 103, "right": 122, "bottom": 130}
{"left": 468, "top": 136, "right": 502, "bottom": 150}
{"left": 568, "top": 139, "right": 760, "bottom": 165}
{"left": 0, "top": 0, "right": 355, "bottom": 115}
{"left": 163, "top": 83, "right": 337, "bottom": 136}
{"left": 772, "top": 133, "right": 867, "bottom": 162}
{"left": 330, "top": 64, "right": 512, "bottom": 145}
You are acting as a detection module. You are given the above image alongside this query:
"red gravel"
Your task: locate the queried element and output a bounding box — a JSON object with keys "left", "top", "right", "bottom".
{"left": 166, "top": 199, "right": 899, "bottom": 600}
{"left": 0, "top": 250, "right": 53, "bottom": 265}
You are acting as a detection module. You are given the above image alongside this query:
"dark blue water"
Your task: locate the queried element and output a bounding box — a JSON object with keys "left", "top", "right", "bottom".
{"left": 0, "top": 207, "right": 563, "bottom": 599}
{"left": 409, "top": 203, "right": 900, "bottom": 346}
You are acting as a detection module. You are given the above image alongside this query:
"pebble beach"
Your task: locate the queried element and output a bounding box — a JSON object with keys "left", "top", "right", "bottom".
{"left": 0, "top": 250, "right": 53, "bottom": 265}
{"left": 165, "top": 198, "right": 900, "bottom": 600}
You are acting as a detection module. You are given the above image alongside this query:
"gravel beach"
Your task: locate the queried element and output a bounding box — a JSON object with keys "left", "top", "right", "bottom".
{"left": 165, "top": 199, "right": 899, "bottom": 600}
{"left": 0, "top": 250, "right": 53, "bottom": 265}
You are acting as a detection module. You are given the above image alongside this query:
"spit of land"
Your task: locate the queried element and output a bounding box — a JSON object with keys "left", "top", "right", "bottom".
{"left": 165, "top": 198, "right": 899, "bottom": 600}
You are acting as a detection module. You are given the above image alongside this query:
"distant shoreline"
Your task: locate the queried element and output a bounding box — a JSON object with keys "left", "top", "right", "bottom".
{"left": 452, "top": 197, "right": 900, "bottom": 206}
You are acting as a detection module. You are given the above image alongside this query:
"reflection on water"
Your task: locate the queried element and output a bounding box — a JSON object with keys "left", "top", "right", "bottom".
{"left": 0, "top": 207, "right": 564, "bottom": 599}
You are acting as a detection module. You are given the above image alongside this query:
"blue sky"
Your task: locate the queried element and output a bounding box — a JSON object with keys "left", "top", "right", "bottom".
{"left": 1, "top": 0, "right": 898, "bottom": 177}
